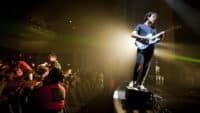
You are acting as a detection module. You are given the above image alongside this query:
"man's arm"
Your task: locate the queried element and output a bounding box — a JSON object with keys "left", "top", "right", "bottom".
{"left": 131, "top": 30, "right": 149, "bottom": 44}
{"left": 40, "top": 66, "right": 50, "bottom": 80}
{"left": 159, "top": 31, "right": 165, "bottom": 39}
{"left": 156, "top": 31, "right": 165, "bottom": 43}
{"left": 28, "top": 73, "right": 33, "bottom": 80}
{"left": 131, "top": 30, "right": 146, "bottom": 39}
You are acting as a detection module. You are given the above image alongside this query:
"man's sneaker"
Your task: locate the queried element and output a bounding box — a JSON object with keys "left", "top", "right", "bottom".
{"left": 126, "top": 81, "right": 138, "bottom": 90}
{"left": 127, "top": 81, "right": 136, "bottom": 87}
{"left": 126, "top": 85, "right": 138, "bottom": 90}
{"left": 137, "top": 85, "right": 148, "bottom": 92}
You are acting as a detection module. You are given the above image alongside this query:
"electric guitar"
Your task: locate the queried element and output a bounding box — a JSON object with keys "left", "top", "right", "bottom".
{"left": 135, "top": 25, "right": 181, "bottom": 50}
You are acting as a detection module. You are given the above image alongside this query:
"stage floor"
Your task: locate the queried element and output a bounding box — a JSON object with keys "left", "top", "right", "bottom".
{"left": 113, "top": 81, "right": 200, "bottom": 113}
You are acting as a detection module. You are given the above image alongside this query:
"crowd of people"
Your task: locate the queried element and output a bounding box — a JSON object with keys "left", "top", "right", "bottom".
{"left": 0, "top": 53, "right": 115, "bottom": 113}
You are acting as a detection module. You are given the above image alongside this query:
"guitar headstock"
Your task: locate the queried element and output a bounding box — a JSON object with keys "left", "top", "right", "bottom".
{"left": 165, "top": 25, "right": 182, "bottom": 33}
{"left": 173, "top": 25, "right": 182, "bottom": 30}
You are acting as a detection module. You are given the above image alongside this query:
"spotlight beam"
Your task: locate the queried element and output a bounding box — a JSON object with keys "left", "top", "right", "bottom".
{"left": 155, "top": 48, "right": 200, "bottom": 63}
{"left": 171, "top": 55, "right": 200, "bottom": 63}
{"left": 165, "top": 0, "right": 200, "bottom": 35}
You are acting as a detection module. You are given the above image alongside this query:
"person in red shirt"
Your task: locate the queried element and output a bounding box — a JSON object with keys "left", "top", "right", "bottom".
{"left": 15, "top": 60, "right": 33, "bottom": 80}
{"left": 33, "top": 68, "right": 67, "bottom": 113}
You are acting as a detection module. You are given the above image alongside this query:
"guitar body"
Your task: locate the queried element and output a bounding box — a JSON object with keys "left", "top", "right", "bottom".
{"left": 135, "top": 33, "right": 161, "bottom": 50}
{"left": 134, "top": 25, "right": 181, "bottom": 50}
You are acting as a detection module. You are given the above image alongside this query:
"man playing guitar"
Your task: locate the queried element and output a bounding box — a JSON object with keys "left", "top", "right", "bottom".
{"left": 127, "top": 11, "right": 165, "bottom": 91}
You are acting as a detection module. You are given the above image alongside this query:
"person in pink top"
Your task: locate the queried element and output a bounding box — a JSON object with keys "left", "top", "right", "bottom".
{"left": 33, "top": 68, "right": 67, "bottom": 113}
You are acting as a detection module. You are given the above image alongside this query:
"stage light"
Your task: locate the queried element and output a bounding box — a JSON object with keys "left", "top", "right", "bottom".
{"left": 110, "top": 30, "right": 136, "bottom": 56}
{"left": 91, "top": 21, "right": 137, "bottom": 60}
{"left": 69, "top": 20, "right": 72, "bottom": 24}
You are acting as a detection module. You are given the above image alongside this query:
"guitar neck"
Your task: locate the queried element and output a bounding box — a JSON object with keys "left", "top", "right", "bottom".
{"left": 164, "top": 25, "right": 182, "bottom": 33}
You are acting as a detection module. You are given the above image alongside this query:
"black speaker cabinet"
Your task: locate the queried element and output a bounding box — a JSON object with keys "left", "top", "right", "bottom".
{"left": 125, "top": 88, "right": 153, "bottom": 109}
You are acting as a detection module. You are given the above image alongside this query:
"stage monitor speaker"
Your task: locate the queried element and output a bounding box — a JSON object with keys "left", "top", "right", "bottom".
{"left": 125, "top": 88, "right": 153, "bottom": 108}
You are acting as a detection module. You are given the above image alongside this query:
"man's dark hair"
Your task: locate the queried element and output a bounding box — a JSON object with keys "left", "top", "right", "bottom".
{"left": 45, "top": 68, "right": 64, "bottom": 84}
{"left": 144, "top": 11, "right": 158, "bottom": 21}
{"left": 49, "top": 52, "right": 57, "bottom": 58}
